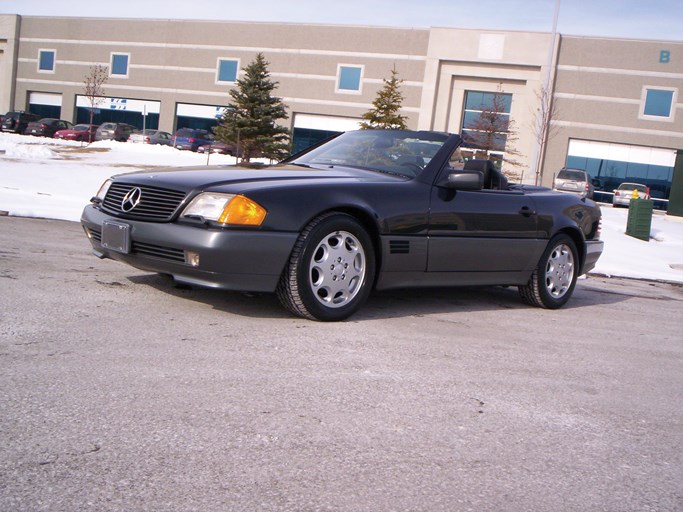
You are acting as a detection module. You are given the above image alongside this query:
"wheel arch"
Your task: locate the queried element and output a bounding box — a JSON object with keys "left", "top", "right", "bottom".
{"left": 302, "top": 206, "right": 383, "bottom": 286}
{"left": 556, "top": 227, "right": 586, "bottom": 273}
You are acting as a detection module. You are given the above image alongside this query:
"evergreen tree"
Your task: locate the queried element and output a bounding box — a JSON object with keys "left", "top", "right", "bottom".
{"left": 214, "top": 53, "right": 290, "bottom": 163}
{"left": 359, "top": 67, "right": 408, "bottom": 130}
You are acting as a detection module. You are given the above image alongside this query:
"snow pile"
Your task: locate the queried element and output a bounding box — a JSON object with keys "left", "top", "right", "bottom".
{"left": 0, "top": 138, "right": 60, "bottom": 159}
{"left": 597, "top": 207, "right": 683, "bottom": 282}
{"left": 1, "top": 131, "right": 682, "bottom": 284}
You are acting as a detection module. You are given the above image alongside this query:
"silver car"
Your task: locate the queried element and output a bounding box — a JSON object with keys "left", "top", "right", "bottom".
{"left": 94, "top": 122, "right": 136, "bottom": 142}
{"left": 129, "top": 129, "right": 173, "bottom": 145}
{"left": 612, "top": 182, "right": 650, "bottom": 207}
{"left": 553, "top": 168, "right": 595, "bottom": 199}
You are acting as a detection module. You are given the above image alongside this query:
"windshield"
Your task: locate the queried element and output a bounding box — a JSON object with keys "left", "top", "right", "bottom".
{"left": 619, "top": 183, "right": 647, "bottom": 192}
{"left": 289, "top": 130, "right": 450, "bottom": 178}
{"left": 557, "top": 170, "right": 587, "bottom": 181}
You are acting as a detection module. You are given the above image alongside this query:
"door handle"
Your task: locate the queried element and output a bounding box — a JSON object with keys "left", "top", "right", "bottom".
{"left": 519, "top": 206, "right": 536, "bottom": 217}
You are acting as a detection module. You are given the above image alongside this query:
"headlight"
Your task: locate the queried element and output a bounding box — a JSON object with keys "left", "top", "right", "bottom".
{"left": 93, "top": 179, "right": 112, "bottom": 202}
{"left": 182, "top": 193, "right": 267, "bottom": 226}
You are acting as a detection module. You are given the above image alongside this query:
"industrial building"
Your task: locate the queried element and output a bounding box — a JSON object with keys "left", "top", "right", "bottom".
{"left": 1, "top": 14, "right": 681, "bottom": 203}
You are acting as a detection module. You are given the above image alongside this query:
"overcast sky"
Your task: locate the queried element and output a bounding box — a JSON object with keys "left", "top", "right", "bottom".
{"left": 2, "top": 0, "right": 682, "bottom": 41}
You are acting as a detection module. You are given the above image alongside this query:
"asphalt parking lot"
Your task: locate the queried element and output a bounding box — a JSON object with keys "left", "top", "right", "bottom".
{"left": 1, "top": 216, "right": 682, "bottom": 511}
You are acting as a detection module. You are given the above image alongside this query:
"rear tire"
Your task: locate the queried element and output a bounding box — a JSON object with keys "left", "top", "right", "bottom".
{"left": 519, "top": 234, "right": 578, "bottom": 309}
{"left": 277, "top": 213, "right": 375, "bottom": 321}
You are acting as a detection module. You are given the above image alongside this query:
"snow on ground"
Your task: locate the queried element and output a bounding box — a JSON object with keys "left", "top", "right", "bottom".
{"left": 1, "top": 131, "right": 682, "bottom": 284}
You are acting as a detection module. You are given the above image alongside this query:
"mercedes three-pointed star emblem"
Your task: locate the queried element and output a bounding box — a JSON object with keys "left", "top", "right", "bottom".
{"left": 121, "top": 187, "right": 142, "bottom": 212}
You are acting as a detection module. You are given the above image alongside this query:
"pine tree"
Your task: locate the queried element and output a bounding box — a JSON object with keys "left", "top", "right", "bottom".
{"left": 214, "top": 53, "right": 290, "bottom": 163}
{"left": 359, "top": 67, "right": 408, "bottom": 130}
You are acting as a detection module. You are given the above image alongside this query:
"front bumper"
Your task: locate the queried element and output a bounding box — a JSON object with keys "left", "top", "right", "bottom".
{"left": 582, "top": 239, "right": 604, "bottom": 275}
{"left": 81, "top": 205, "right": 298, "bottom": 292}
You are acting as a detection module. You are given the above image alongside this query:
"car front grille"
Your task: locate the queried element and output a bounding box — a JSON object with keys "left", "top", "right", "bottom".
{"left": 131, "top": 242, "right": 185, "bottom": 262}
{"left": 87, "top": 227, "right": 186, "bottom": 263}
{"left": 102, "top": 183, "right": 187, "bottom": 221}
{"left": 86, "top": 227, "right": 102, "bottom": 243}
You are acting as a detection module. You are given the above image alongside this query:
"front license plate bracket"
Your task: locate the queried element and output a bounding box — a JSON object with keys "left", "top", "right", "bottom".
{"left": 101, "top": 221, "right": 131, "bottom": 253}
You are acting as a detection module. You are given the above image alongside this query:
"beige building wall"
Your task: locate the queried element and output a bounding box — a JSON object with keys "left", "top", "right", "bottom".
{"left": 0, "top": 15, "right": 21, "bottom": 114}
{"left": 543, "top": 35, "right": 683, "bottom": 187}
{"left": 5, "top": 14, "right": 682, "bottom": 195}
{"left": 11, "top": 16, "right": 430, "bottom": 133}
{"left": 420, "top": 28, "right": 556, "bottom": 182}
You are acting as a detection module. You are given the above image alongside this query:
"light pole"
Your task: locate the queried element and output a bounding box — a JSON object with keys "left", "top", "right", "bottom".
{"left": 531, "top": 0, "right": 561, "bottom": 185}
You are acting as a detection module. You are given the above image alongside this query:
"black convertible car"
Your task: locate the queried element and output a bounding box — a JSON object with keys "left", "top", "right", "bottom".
{"left": 81, "top": 130, "right": 603, "bottom": 321}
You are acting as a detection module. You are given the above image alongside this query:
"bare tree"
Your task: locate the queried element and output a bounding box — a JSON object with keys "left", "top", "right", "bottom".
{"left": 461, "top": 86, "right": 523, "bottom": 180}
{"left": 531, "top": 85, "right": 560, "bottom": 185}
{"left": 83, "top": 65, "right": 108, "bottom": 143}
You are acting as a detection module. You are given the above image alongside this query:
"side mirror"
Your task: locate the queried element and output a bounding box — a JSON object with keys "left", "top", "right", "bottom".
{"left": 443, "top": 171, "right": 484, "bottom": 190}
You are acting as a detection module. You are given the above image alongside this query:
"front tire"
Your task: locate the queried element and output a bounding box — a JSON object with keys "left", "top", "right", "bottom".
{"left": 277, "top": 213, "right": 375, "bottom": 321}
{"left": 519, "top": 234, "right": 578, "bottom": 309}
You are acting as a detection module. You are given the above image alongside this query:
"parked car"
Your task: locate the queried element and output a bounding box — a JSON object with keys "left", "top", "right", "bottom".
{"left": 95, "top": 123, "right": 136, "bottom": 142}
{"left": 613, "top": 182, "right": 650, "bottom": 207}
{"left": 2, "top": 111, "right": 41, "bottom": 133}
{"left": 129, "top": 129, "right": 173, "bottom": 145}
{"left": 172, "top": 128, "right": 213, "bottom": 151}
{"left": 197, "top": 141, "right": 236, "bottom": 155}
{"left": 553, "top": 168, "right": 595, "bottom": 199}
{"left": 82, "top": 130, "right": 604, "bottom": 321}
{"left": 24, "top": 118, "right": 74, "bottom": 137}
{"left": 54, "top": 124, "right": 99, "bottom": 142}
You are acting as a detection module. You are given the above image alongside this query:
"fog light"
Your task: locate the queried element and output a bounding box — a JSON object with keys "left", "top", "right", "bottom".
{"left": 186, "top": 251, "right": 200, "bottom": 267}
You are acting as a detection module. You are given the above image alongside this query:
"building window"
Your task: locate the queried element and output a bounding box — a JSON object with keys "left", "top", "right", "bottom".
{"left": 110, "top": 53, "right": 130, "bottom": 77}
{"left": 336, "top": 65, "right": 363, "bottom": 93}
{"left": 460, "top": 90, "right": 513, "bottom": 154}
{"left": 216, "top": 59, "right": 239, "bottom": 83}
{"left": 640, "top": 87, "right": 677, "bottom": 120}
{"left": 38, "top": 49, "right": 55, "bottom": 72}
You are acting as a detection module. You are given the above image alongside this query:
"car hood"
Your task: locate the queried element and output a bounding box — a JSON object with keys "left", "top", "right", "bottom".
{"left": 112, "top": 164, "right": 407, "bottom": 193}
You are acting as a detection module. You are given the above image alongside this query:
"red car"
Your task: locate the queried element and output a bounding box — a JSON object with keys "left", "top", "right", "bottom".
{"left": 54, "top": 124, "right": 99, "bottom": 142}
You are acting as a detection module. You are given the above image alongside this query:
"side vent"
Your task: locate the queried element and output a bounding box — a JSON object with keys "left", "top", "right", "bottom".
{"left": 389, "top": 240, "right": 410, "bottom": 254}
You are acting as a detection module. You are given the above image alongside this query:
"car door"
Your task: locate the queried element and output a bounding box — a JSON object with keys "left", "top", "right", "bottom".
{"left": 427, "top": 177, "right": 542, "bottom": 273}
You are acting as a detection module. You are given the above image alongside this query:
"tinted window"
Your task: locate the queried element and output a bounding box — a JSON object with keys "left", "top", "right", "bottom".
{"left": 618, "top": 183, "right": 647, "bottom": 192}
{"left": 338, "top": 66, "right": 362, "bottom": 92}
{"left": 557, "top": 170, "right": 587, "bottom": 181}
{"left": 464, "top": 91, "right": 512, "bottom": 112}
{"left": 217, "top": 60, "right": 239, "bottom": 82}
{"left": 460, "top": 90, "right": 513, "bottom": 153}
{"left": 39, "top": 50, "right": 55, "bottom": 71}
{"left": 643, "top": 89, "right": 674, "bottom": 117}
{"left": 111, "top": 54, "right": 129, "bottom": 76}
{"left": 176, "top": 129, "right": 197, "bottom": 137}
{"left": 290, "top": 130, "right": 449, "bottom": 178}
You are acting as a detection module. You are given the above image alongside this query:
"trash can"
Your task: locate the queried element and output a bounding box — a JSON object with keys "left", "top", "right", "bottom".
{"left": 626, "top": 198, "right": 653, "bottom": 241}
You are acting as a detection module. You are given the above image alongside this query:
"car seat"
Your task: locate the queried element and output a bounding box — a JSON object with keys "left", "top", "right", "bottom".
{"left": 463, "top": 159, "right": 508, "bottom": 190}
